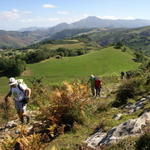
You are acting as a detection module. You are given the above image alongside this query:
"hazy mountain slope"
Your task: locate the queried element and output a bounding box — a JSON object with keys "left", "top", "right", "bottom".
{"left": 1, "top": 16, "right": 150, "bottom": 48}
{"left": 76, "top": 26, "right": 150, "bottom": 55}
{"left": 46, "top": 28, "right": 94, "bottom": 40}
{"left": 71, "top": 16, "right": 150, "bottom": 28}
{"left": 0, "top": 30, "right": 45, "bottom": 48}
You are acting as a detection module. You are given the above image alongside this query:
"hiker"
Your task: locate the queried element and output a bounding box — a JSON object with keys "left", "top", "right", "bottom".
{"left": 4, "top": 77, "right": 31, "bottom": 124}
{"left": 120, "top": 72, "right": 125, "bottom": 80}
{"left": 95, "top": 77, "right": 102, "bottom": 97}
{"left": 126, "top": 71, "right": 132, "bottom": 79}
{"left": 88, "top": 75, "right": 96, "bottom": 96}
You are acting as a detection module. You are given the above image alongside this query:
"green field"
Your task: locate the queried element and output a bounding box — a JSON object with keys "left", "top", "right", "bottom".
{"left": 41, "top": 42, "right": 86, "bottom": 50}
{"left": 27, "top": 47, "right": 139, "bottom": 82}
{"left": 40, "top": 40, "right": 99, "bottom": 51}
{"left": 0, "top": 47, "right": 139, "bottom": 95}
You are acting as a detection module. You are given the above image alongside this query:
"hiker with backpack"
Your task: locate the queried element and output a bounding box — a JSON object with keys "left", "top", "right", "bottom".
{"left": 120, "top": 72, "right": 125, "bottom": 80}
{"left": 95, "top": 77, "right": 102, "bottom": 97}
{"left": 88, "top": 75, "right": 96, "bottom": 97}
{"left": 4, "top": 77, "right": 31, "bottom": 124}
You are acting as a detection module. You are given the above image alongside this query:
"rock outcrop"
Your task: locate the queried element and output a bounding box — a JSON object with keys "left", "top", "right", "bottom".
{"left": 86, "top": 112, "right": 150, "bottom": 149}
{"left": 125, "top": 96, "right": 150, "bottom": 113}
{"left": 85, "top": 96, "right": 150, "bottom": 149}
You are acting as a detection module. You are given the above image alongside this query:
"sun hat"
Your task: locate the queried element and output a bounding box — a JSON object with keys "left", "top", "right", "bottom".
{"left": 90, "top": 74, "right": 95, "bottom": 78}
{"left": 9, "top": 77, "right": 18, "bottom": 86}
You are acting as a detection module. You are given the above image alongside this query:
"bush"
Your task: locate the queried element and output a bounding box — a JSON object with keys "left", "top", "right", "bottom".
{"left": 25, "top": 50, "right": 50, "bottom": 64}
{"left": 0, "top": 58, "right": 26, "bottom": 77}
{"left": 106, "top": 137, "right": 137, "bottom": 150}
{"left": 30, "top": 79, "right": 89, "bottom": 139}
{"left": 136, "top": 133, "right": 150, "bottom": 150}
{"left": 1, "top": 126, "right": 45, "bottom": 150}
{"left": 134, "top": 51, "right": 147, "bottom": 63}
{"left": 113, "top": 79, "right": 141, "bottom": 107}
{"left": 40, "top": 81, "right": 88, "bottom": 130}
{"left": 114, "top": 42, "right": 123, "bottom": 49}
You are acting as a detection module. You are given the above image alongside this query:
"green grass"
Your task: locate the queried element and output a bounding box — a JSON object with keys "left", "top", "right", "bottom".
{"left": 26, "top": 47, "right": 139, "bottom": 83}
{"left": 0, "top": 47, "right": 139, "bottom": 95}
{"left": 41, "top": 42, "right": 87, "bottom": 50}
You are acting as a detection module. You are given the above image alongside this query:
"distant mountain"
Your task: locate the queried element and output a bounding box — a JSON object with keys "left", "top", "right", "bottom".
{"left": 0, "top": 30, "right": 45, "bottom": 48}
{"left": 19, "top": 27, "right": 45, "bottom": 32}
{"left": 70, "top": 16, "right": 150, "bottom": 29}
{"left": 47, "top": 28, "right": 93, "bottom": 40}
{"left": 1, "top": 16, "right": 150, "bottom": 48}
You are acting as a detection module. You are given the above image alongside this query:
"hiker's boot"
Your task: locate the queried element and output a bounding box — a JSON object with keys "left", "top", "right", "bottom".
{"left": 20, "top": 117, "right": 24, "bottom": 124}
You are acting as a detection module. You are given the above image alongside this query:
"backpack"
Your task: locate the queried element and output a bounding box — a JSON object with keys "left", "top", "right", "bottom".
{"left": 18, "top": 79, "right": 30, "bottom": 104}
{"left": 95, "top": 79, "right": 102, "bottom": 88}
{"left": 17, "top": 79, "right": 28, "bottom": 89}
{"left": 11, "top": 79, "right": 29, "bottom": 103}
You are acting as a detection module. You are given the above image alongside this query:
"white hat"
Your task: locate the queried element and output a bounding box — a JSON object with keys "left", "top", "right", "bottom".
{"left": 90, "top": 74, "right": 95, "bottom": 78}
{"left": 9, "top": 77, "right": 17, "bottom": 86}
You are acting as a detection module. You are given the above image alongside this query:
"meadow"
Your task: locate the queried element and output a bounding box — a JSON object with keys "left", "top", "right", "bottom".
{"left": 27, "top": 47, "right": 139, "bottom": 83}
{"left": 0, "top": 47, "right": 139, "bottom": 95}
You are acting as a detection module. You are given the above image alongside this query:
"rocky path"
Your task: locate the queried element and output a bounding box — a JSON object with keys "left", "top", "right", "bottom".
{"left": 0, "top": 110, "right": 42, "bottom": 143}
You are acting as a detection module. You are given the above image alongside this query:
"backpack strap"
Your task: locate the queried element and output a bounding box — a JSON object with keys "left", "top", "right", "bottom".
{"left": 17, "top": 84, "right": 25, "bottom": 94}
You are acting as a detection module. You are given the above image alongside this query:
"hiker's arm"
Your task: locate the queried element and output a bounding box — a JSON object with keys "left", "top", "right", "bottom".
{"left": 4, "top": 91, "right": 12, "bottom": 103}
{"left": 25, "top": 88, "right": 31, "bottom": 98}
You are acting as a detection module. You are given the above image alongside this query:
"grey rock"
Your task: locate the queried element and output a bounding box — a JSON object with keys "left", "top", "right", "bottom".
{"left": 85, "top": 130, "right": 107, "bottom": 149}
{"left": 5, "top": 121, "right": 17, "bottom": 129}
{"left": 140, "top": 98, "right": 146, "bottom": 101}
{"left": 85, "top": 112, "right": 150, "bottom": 149}
{"left": 147, "top": 95, "right": 150, "bottom": 100}
{"left": 113, "top": 113, "right": 123, "bottom": 120}
{"left": 126, "top": 97, "right": 149, "bottom": 114}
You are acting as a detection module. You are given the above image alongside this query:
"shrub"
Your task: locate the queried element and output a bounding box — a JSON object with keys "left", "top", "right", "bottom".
{"left": 106, "top": 137, "right": 137, "bottom": 150}
{"left": 39, "top": 81, "right": 89, "bottom": 131}
{"left": 30, "top": 79, "right": 89, "bottom": 140}
{"left": 134, "top": 51, "right": 147, "bottom": 63}
{"left": 136, "top": 133, "right": 150, "bottom": 150}
{"left": 113, "top": 79, "right": 141, "bottom": 107}
{"left": 25, "top": 50, "right": 50, "bottom": 64}
{"left": 114, "top": 42, "right": 123, "bottom": 49}
{"left": 0, "top": 58, "right": 26, "bottom": 77}
{"left": 1, "top": 126, "right": 45, "bottom": 150}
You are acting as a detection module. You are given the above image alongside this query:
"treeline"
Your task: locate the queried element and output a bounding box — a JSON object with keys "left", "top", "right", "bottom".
{"left": 0, "top": 46, "right": 88, "bottom": 77}
{"left": 18, "top": 47, "right": 87, "bottom": 64}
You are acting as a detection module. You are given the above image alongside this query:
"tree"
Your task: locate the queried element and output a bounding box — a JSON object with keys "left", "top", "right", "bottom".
{"left": 0, "top": 58, "right": 26, "bottom": 77}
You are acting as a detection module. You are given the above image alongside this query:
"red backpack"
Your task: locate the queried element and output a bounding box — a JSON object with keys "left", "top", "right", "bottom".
{"left": 95, "top": 79, "right": 102, "bottom": 88}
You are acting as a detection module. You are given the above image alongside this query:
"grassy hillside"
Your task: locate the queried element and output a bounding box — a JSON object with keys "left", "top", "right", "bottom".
{"left": 0, "top": 47, "right": 139, "bottom": 95}
{"left": 26, "top": 47, "right": 139, "bottom": 83}
{"left": 40, "top": 41, "right": 87, "bottom": 50}
{"left": 77, "top": 26, "right": 150, "bottom": 55}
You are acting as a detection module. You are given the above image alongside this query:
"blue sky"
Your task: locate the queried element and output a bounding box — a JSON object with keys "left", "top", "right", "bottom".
{"left": 0, "top": 0, "right": 150, "bottom": 30}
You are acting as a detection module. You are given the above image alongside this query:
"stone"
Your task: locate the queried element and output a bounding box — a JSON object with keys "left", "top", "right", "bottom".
{"left": 85, "top": 130, "right": 107, "bottom": 149}
{"left": 113, "top": 113, "right": 123, "bottom": 120}
{"left": 5, "top": 121, "right": 17, "bottom": 129}
{"left": 85, "top": 112, "right": 150, "bottom": 149}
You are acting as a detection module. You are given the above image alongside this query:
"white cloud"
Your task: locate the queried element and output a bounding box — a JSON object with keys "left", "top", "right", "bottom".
{"left": 122, "top": 16, "right": 135, "bottom": 20}
{"left": 82, "top": 13, "right": 89, "bottom": 18}
{"left": 57, "top": 11, "right": 69, "bottom": 15}
{"left": 43, "top": 4, "right": 56, "bottom": 8}
{"left": 98, "top": 16, "right": 135, "bottom": 20}
{"left": 0, "top": 9, "right": 31, "bottom": 20}
{"left": 21, "top": 17, "right": 61, "bottom": 23}
{"left": 98, "top": 16, "right": 118, "bottom": 20}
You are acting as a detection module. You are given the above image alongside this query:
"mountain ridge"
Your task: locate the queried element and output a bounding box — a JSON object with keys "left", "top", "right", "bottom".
{"left": 1, "top": 16, "right": 150, "bottom": 48}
